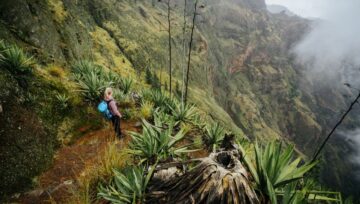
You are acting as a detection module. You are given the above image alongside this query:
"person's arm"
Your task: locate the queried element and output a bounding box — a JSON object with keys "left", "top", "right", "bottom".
{"left": 109, "top": 101, "right": 122, "bottom": 117}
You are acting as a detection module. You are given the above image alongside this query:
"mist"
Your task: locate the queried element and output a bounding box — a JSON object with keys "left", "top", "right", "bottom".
{"left": 339, "top": 129, "right": 360, "bottom": 179}
{"left": 293, "top": 0, "right": 360, "bottom": 86}
{"left": 291, "top": 0, "right": 360, "bottom": 184}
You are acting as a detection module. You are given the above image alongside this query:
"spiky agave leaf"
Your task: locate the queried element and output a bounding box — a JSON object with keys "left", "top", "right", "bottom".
{"left": 169, "top": 102, "right": 198, "bottom": 124}
{"left": 98, "top": 164, "right": 157, "bottom": 204}
{"left": 104, "top": 71, "right": 122, "bottom": 87}
{"left": 0, "top": 43, "right": 34, "bottom": 75}
{"left": 203, "top": 122, "right": 225, "bottom": 152}
{"left": 128, "top": 120, "right": 160, "bottom": 164}
{"left": 72, "top": 60, "right": 103, "bottom": 77}
{"left": 75, "top": 70, "right": 110, "bottom": 103}
{"left": 153, "top": 108, "right": 176, "bottom": 128}
{"left": 128, "top": 119, "right": 193, "bottom": 165}
{"left": 119, "top": 78, "right": 133, "bottom": 94}
{"left": 240, "top": 141, "right": 317, "bottom": 204}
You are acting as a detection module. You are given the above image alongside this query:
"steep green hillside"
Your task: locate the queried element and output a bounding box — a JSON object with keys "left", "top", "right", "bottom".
{"left": 0, "top": 0, "right": 358, "bottom": 199}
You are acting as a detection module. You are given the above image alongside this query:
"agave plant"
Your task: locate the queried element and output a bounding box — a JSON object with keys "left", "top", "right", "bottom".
{"left": 153, "top": 108, "right": 176, "bottom": 128}
{"left": 0, "top": 43, "right": 34, "bottom": 75}
{"left": 203, "top": 122, "right": 225, "bottom": 152}
{"left": 24, "top": 92, "right": 37, "bottom": 106}
{"left": 105, "top": 71, "right": 122, "bottom": 87}
{"left": 150, "top": 90, "right": 169, "bottom": 109}
{"left": 165, "top": 97, "right": 177, "bottom": 113}
{"left": 141, "top": 89, "right": 175, "bottom": 113}
{"left": 72, "top": 60, "right": 103, "bottom": 77}
{"left": 72, "top": 61, "right": 132, "bottom": 102}
{"left": 241, "top": 141, "right": 317, "bottom": 204}
{"left": 55, "top": 93, "right": 70, "bottom": 110}
{"left": 112, "top": 88, "right": 125, "bottom": 102}
{"left": 98, "top": 165, "right": 155, "bottom": 203}
{"left": 71, "top": 61, "right": 116, "bottom": 103}
{"left": 119, "top": 78, "right": 133, "bottom": 94}
{"left": 140, "top": 89, "right": 152, "bottom": 101}
{"left": 169, "top": 102, "right": 198, "bottom": 124}
{"left": 75, "top": 71, "right": 110, "bottom": 103}
{"left": 113, "top": 89, "right": 134, "bottom": 108}
{"left": 128, "top": 119, "right": 191, "bottom": 165}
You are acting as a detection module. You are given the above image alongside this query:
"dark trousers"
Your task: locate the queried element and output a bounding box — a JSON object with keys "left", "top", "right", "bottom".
{"left": 111, "top": 115, "right": 122, "bottom": 138}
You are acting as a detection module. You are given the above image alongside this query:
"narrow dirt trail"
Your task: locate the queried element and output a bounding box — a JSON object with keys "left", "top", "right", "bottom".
{"left": 12, "top": 120, "right": 141, "bottom": 204}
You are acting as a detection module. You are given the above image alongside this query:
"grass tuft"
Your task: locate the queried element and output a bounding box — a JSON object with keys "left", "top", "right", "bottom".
{"left": 48, "top": 65, "right": 66, "bottom": 78}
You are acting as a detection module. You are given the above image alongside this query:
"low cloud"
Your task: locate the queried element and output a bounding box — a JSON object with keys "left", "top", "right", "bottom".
{"left": 339, "top": 129, "right": 360, "bottom": 179}
{"left": 293, "top": 0, "right": 360, "bottom": 87}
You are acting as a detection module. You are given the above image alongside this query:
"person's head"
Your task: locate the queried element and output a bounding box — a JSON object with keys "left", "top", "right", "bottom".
{"left": 104, "top": 87, "right": 113, "bottom": 100}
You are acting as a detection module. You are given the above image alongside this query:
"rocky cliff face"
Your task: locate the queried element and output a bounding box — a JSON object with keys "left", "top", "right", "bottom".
{"left": 0, "top": 0, "right": 358, "bottom": 198}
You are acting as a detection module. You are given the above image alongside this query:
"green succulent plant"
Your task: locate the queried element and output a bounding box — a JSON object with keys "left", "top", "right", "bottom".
{"left": 169, "top": 102, "right": 198, "bottom": 124}
{"left": 128, "top": 118, "right": 192, "bottom": 165}
{"left": 98, "top": 165, "right": 155, "bottom": 204}
{"left": 203, "top": 122, "right": 225, "bottom": 152}
{"left": 0, "top": 42, "right": 34, "bottom": 76}
{"left": 240, "top": 141, "right": 317, "bottom": 204}
{"left": 71, "top": 60, "right": 123, "bottom": 104}
{"left": 119, "top": 78, "right": 133, "bottom": 95}
{"left": 55, "top": 93, "right": 70, "bottom": 111}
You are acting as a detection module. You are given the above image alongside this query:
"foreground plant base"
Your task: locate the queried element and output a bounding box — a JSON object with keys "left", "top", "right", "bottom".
{"left": 149, "top": 150, "right": 260, "bottom": 204}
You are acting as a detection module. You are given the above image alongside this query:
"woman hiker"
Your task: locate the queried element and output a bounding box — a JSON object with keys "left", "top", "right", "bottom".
{"left": 104, "top": 87, "right": 123, "bottom": 138}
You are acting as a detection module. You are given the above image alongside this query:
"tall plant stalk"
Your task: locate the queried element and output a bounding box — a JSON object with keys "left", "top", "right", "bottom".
{"left": 167, "top": 0, "right": 173, "bottom": 96}
{"left": 181, "top": 0, "right": 188, "bottom": 105}
{"left": 312, "top": 92, "right": 360, "bottom": 162}
{"left": 184, "top": 0, "right": 199, "bottom": 104}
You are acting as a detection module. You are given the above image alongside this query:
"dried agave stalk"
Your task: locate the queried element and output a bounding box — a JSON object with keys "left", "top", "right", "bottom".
{"left": 149, "top": 149, "right": 260, "bottom": 204}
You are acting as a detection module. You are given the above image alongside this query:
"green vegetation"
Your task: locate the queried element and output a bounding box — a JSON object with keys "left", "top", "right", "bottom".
{"left": 128, "top": 118, "right": 191, "bottom": 165}
{"left": 140, "top": 101, "right": 154, "bottom": 120}
{"left": 69, "top": 143, "right": 130, "bottom": 204}
{"left": 47, "top": 65, "right": 66, "bottom": 78}
{"left": 0, "top": 41, "right": 65, "bottom": 198}
{"left": 104, "top": 71, "right": 123, "bottom": 88}
{"left": 0, "top": 40, "right": 34, "bottom": 76}
{"left": 0, "top": 0, "right": 354, "bottom": 202}
{"left": 98, "top": 165, "right": 155, "bottom": 204}
{"left": 141, "top": 89, "right": 175, "bottom": 113}
{"left": 240, "top": 141, "right": 317, "bottom": 204}
{"left": 119, "top": 78, "right": 133, "bottom": 95}
{"left": 74, "top": 70, "right": 109, "bottom": 103}
{"left": 55, "top": 93, "right": 70, "bottom": 111}
{"left": 47, "top": 0, "right": 68, "bottom": 23}
{"left": 203, "top": 122, "right": 225, "bottom": 152}
{"left": 72, "top": 61, "right": 110, "bottom": 103}
{"left": 169, "top": 102, "right": 198, "bottom": 124}
{"left": 145, "top": 68, "right": 161, "bottom": 89}
{"left": 279, "top": 181, "right": 344, "bottom": 204}
{"left": 72, "top": 60, "right": 132, "bottom": 104}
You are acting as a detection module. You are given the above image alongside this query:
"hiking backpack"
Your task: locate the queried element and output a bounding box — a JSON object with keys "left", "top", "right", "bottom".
{"left": 97, "top": 100, "right": 113, "bottom": 120}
